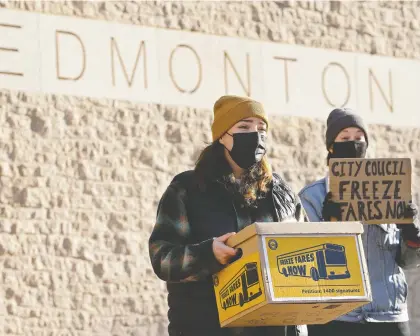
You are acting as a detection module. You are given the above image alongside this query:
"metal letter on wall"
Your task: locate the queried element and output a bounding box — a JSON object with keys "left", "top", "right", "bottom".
{"left": 55, "top": 30, "right": 86, "bottom": 81}
{"left": 111, "top": 38, "right": 148, "bottom": 88}
{"left": 224, "top": 51, "right": 251, "bottom": 97}
{"left": 169, "top": 44, "right": 202, "bottom": 94}
{"left": 369, "top": 69, "right": 394, "bottom": 113}
{"left": 322, "top": 62, "right": 351, "bottom": 108}
{"left": 0, "top": 22, "right": 23, "bottom": 77}
{"left": 273, "top": 56, "right": 297, "bottom": 103}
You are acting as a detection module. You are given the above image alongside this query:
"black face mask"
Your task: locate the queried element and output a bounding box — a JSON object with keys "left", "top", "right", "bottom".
{"left": 226, "top": 132, "right": 266, "bottom": 169}
{"left": 328, "top": 141, "right": 367, "bottom": 162}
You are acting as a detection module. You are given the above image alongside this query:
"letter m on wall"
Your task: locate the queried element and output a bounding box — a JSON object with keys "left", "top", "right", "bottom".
{"left": 111, "top": 37, "right": 147, "bottom": 88}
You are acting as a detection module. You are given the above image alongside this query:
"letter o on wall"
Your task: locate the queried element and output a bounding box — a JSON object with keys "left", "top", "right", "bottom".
{"left": 322, "top": 62, "right": 351, "bottom": 107}
{"left": 169, "top": 44, "right": 202, "bottom": 94}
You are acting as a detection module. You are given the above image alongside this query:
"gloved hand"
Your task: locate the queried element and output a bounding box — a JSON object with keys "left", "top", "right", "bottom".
{"left": 404, "top": 202, "right": 418, "bottom": 220}
{"left": 322, "top": 192, "right": 342, "bottom": 221}
{"left": 397, "top": 202, "right": 420, "bottom": 247}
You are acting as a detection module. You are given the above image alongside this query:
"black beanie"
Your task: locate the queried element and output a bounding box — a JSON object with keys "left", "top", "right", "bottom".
{"left": 325, "top": 108, "right": 369, "bottom": 150}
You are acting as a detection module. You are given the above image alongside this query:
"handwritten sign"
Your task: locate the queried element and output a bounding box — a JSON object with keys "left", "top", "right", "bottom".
{"left": 329, "top": 158, "right": 412, "bottom": 224}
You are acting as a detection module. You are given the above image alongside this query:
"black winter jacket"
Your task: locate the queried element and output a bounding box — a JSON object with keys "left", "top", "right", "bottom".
{"left": 149, "top": 170, "right": 307, "bottom": 336}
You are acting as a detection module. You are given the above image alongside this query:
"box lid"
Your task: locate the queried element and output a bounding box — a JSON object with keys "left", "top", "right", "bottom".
{"left": 227, "top": 222, "right": 363, "bottom": 248}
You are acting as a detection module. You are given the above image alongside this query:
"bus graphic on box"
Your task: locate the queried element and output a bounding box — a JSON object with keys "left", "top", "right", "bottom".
{"left": 277, "top": 243, "right": 350, "bottom": 281}
{"left": 219, "top": 262, "right": 262, "bottom": 310}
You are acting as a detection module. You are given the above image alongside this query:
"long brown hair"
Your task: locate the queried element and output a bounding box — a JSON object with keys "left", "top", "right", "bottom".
{"left": 194, "top": 141, "right": 273, "bottom": 207}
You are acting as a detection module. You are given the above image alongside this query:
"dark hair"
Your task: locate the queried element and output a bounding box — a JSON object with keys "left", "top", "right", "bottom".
{"left": 195, "top": 141, "right": 228, "bottom": 184}
{"left": 194, "top": 141, "right": 272, "bottom": 207}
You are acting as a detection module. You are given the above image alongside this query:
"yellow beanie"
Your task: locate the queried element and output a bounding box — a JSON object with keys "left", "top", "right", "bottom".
{"left": 211, "top": 95, "right": 269, "bottom": 141}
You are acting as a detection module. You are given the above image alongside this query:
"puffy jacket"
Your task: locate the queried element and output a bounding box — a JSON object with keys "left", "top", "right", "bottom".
{"left": 150, "top": 170, "right": 308, "bottom": 335}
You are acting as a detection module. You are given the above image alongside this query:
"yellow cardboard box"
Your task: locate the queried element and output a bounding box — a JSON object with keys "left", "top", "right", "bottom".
{"left": 212, "top": 222, "right": 371, "bottom": 327}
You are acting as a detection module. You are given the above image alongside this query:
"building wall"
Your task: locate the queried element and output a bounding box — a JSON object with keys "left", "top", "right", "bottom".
{"left": 0, "top": 1, "right": 419, "bottom": 335}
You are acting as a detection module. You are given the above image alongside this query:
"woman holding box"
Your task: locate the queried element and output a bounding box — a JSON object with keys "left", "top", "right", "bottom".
{"left": 299, "top": 108, "right": 420, "bottom": 336}
{"left": 149, "top": 95, "right": 307, "bottom": 336}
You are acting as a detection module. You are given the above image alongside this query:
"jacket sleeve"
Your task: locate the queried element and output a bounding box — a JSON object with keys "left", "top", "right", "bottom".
{"left": 148, "top": 181, "right": 224, "bottom": 282}
{"left": 298, "top": 191, "right": 322, "bottom": 222}
{"left": 397, "top": 218, "right": 420, "bottom": 269}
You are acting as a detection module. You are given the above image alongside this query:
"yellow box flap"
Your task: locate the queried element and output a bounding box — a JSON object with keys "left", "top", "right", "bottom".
{"left": 227, "top": 222, "right": 363, "bottom": 248}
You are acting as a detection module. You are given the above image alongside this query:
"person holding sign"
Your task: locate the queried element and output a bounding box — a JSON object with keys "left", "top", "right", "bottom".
{"left": 298, "top": 108, "right": 420, "bottom": 336}
{"left": 149, "top": 96, "right": 307, "bottom": 336}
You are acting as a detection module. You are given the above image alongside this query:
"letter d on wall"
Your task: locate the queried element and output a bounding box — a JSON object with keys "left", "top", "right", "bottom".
{"left": 55, "top": 30, "right": 86, "bottom": 81}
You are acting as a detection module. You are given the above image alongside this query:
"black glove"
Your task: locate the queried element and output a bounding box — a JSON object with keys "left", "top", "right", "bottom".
{"left": 397, "top": 202, "right": 420, "bottom": 246}
{"left": 322, "top": 192, "right": 342, "bottom": 221}
{"left": 404, "top": 202, "right": 418, "bottom": 220}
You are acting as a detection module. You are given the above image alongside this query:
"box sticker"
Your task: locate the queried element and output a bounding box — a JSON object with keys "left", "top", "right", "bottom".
{"left": 263, "top": 236, "right": 366, "bottom": 301}
{"left": 213, "top": 252, "right": 266, "bottom": 323}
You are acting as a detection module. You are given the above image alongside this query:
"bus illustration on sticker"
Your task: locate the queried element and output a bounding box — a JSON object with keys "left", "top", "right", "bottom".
{"left": 276, "top": 243, "right": 350, "bottom": 281}
{"left": 218, "top": 262, "right": 262, "bottom": 310}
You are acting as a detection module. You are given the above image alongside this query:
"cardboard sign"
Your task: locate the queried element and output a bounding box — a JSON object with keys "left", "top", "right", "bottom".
{"left": 329, "top": 158, "right": 412, "bottom": 224}
{"left": 212, "top": 222, "right": 371, "bottom": 327}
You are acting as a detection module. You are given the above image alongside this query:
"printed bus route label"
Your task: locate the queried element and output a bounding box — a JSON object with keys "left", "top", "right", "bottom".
{"left": 277, "top": 243, "right": 350, "bottom": 281}
{"left": 219, "top": 262, "right": 262, "bottom": 310}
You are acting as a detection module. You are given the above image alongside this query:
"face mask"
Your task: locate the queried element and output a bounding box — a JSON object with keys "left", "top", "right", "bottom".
{"left": 328, "top": 141, "right": 367, "bottom": 161}
{"left": 226, "top": 132, "right": 266, "bottom": 169}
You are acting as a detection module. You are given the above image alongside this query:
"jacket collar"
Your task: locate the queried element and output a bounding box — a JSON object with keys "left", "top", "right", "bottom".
{"left": 325, "top": 170, "right": 329, "bottom": 192}
{"left": 271, "top": 173, "right": 296, "bottom": 221}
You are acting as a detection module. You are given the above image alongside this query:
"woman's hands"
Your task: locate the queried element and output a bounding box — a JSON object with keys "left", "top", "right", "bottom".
{"left": 212, "top": 232, "right": 239, "bottom": 265}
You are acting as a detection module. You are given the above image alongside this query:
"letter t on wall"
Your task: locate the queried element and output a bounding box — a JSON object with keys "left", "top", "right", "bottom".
{"left": 273, "top": 56, "right": 297, "bottom": 103}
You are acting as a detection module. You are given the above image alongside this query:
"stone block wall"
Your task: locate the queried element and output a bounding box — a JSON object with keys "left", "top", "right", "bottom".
{"left": 0, "top": 1, "right": 419, "bottom": 335}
